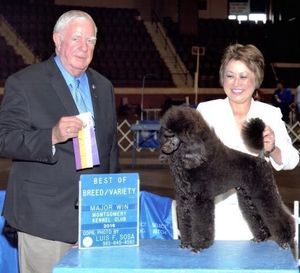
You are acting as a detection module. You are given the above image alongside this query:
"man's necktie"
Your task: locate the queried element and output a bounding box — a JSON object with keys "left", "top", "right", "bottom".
{"left": 72, "top": 79, "right": 88, "bottom": 113}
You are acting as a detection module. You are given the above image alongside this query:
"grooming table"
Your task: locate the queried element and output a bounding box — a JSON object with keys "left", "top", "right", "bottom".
{"left": 53, "top": 239, "right": 298, "bottom": 273}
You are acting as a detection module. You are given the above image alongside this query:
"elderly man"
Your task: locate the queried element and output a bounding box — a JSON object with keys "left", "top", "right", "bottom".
{"left": 0, "top": 10, "right": 119, "bottom": 273}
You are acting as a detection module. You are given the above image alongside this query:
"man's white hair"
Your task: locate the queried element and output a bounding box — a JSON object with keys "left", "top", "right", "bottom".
{"left": 53, "top": 10, "right": 97, "bottom": 35}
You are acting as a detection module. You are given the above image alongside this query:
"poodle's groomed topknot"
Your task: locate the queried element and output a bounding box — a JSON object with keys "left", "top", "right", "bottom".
{"left": 162, "top": 105, "right": 210, "bottom": 136}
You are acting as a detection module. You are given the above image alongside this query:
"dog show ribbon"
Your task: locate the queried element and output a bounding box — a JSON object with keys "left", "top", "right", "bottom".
{"left": 73, "top": 112, "right": 100, "bottom": 170}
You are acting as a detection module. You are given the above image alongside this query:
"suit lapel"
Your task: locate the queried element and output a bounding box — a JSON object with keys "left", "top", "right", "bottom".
{"left": 86, "top": 69, "right": 102, "bottom": 122}
{"left": 86, "top": 70, "right": 106, "bottom": 148}
{"left": 46, "top": 57, "right": 79, "bottom": 116}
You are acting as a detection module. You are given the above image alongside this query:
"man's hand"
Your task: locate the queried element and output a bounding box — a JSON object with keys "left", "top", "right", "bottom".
{"left": 52, "top": 116, "right": 83, "bottom": 144}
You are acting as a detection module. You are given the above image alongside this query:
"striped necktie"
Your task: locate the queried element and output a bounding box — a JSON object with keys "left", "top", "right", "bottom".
{"left": 71, "top": 79, "right": 88, "bottom": 113}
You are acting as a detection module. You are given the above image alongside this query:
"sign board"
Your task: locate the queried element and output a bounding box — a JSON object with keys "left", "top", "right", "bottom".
{"left": 79, "top": 173, "right": 139, "bottom": 249}
{"left": 229, "top": 1, "right": 250, "bottom": 15}
{"left": 191, "top": 46, "right": 205, "bottom": 56}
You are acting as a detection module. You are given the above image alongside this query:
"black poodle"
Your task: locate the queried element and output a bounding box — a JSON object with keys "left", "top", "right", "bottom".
{"left": 159, "top": 105, "right": 295, "bottom": 252}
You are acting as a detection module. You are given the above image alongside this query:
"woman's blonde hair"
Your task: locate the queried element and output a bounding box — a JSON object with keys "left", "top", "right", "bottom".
{"left": 219, "top": 44, "right": 265, "bottom": 89}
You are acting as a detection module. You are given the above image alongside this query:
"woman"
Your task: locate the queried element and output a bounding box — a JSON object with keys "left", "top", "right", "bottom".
{"left": 197, "top": 44, "right": 299, "bottom": 240}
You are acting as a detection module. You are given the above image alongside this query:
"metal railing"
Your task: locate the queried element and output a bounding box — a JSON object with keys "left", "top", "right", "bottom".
{"left": 286, "top": 121, "right": 300, "bottom": 151}
{"left": 150, "top": 10, "right": 190, "bottom": 86}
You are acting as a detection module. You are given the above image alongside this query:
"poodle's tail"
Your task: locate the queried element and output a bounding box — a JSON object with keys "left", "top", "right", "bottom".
{"left": 241, "top": 118, "right": 265, "bottom": 154}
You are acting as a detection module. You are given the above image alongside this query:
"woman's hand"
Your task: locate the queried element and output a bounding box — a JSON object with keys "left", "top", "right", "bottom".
{"left": 263, "top": 125, "right": 282, "bottom": 164}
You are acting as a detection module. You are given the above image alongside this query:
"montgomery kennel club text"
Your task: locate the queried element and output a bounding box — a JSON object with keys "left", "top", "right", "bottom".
{"left": 79, "top": 173, "right": 140, "bottom": 249}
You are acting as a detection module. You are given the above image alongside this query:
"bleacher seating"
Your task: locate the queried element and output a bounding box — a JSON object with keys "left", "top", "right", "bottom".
{"left": 0, "top": 3, "right": 174, "bottom": 87}
{"left": 0, "top": 36, "right": 26, "bottom": 85}
{"left": 163, "top": 16, "right": 300, "bottom": 88}
{"left": 1, "top": 3, "right": 300, "bottom": 89}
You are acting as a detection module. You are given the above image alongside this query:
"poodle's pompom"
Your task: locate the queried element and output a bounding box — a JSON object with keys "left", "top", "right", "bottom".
{"left": 242, "top": 118, "right": 265, "bottom": 151}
